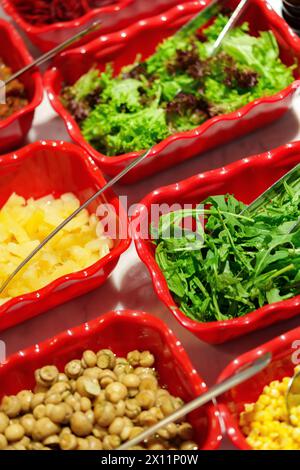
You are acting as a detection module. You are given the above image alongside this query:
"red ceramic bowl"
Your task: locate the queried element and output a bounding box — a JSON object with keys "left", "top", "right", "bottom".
{"left": 217, "top": 326, "right": 300, "bottom": 450}
{"left": 45, "top": 0, "right": 300, "bottom": 184}
{"left": 0, "top": 19, "right": 43, "bottom": 152}
{"left": 1, "top": 0, "right": 188, "bottom": 53}
{"left": 134, "top": 141, "right": 300, "bottom": 344}
{"left": 0, "top": 141, "right": 130, "bottom": 332}
{"left": 0, "top": 310, "right": 222, "bottom": 450}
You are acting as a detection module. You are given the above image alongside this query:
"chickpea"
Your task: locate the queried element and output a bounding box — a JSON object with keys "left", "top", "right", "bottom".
{"left": 138, "top": 411, "right": 157, "bottom": 427}
{"left": 85, "top": 410, "right": 95, "bottom": 425}
{"left": 105, "top": 382, "right": 127, "bottom": 403}
{"left": 65, "top": 360, "right": 83, "bottom": 379}
{"left": 29, "top": 442, "right": 45, "bottom": 450}
{"left": 60, "top": 426, "right": 71, "bottom": 436}
{"left": 159, "top": 397, "right": 175, "bottom": 417}
{"left": 127, "top": 350, "right": 140, "bottom": 367}
{"left": 149, "top": 407, "right": 164, "bottom": 421}
{"left": 65, "top": 395, "right": 80, "bottom": 412}
{"left": 120, "top": 419, "right": 133, "bottom": 442}
{"left": 77, "top": 438, "right": 89, "bottom": 450}
{"left": 148, "top": 442, "right": 165, "bottom": 450}
{"left": 62, "top": 403, "right": 73, "bottom": 423}
{"left": 33, "top": 404, "right": 46, "bottom": 420}
{"left": 31, "top": 393, "right": 45, "bottom": 409}
{"left": 134, "top": 367, "right": 154, "bottom": 378}
{"left": 128, "top": 389, "right": 139, "bottom": 399}
{"left": 69, "top": 380, "right": 77, "bottom": 393}
{"left": 70, "top": 411, "right": 93, "bottom": 437}
{"left": 102, "top": 434, "right": 121, "bottom": 450}
{"left": 0, "top": 412, "right": 9, "bottom": 433}
{"left": 115, "top": 400, "right": 125, "bottom": 417}
{"left": 35, "top": 369, "right": 50, "bottom": 388}
{"left": 139, "top": 376, "right": 157, "bottom": 392}
{"left": 1, "top": 395, "right": 21, "bottom": 418}
{"left": 156, "top": 389, "right": 169, "bottom": 399}
{"left": 59, "top": 432, "right": 77, "bottom": 450}
{"left": 48, "top": 382, "right": 70, "bottom": 395}
{"left": 99, "top": 370, "right": 117, "bottom": 388}
{"left": 178, "top": 422, "right": 194, "bottom": 440}
{"left": 180, "top": 440, "right": 198, "bottom": 450}
{"left": 83, "top": 367, "right": 102, "bottom": 380}
{"left": 20, "top": 414, "right": 35, "bottom": 436}
{"left": 94, "top": 402, "right": 115, "bottom": 427}
{"left": 34, "top": 385, "right": 49, "bottom": 394}
{"left": 17, "top": 390, "right": 33, "bottom": 413}
{"left": 140, "top": 351, "right": 155, "bottom": 368}
{"left": 114, "top": 360, "right": 133, "bottom": 377}
{"left": 32, "top": 418, "right": 60, "bottom": 441}
{"left": 129, "top": 427, "right": 144, "bottom": 439}
{"left": 121, "top": 374, "right": 140, "bottom": 389}
{"left": 12, "top": 443, "right": 27, "bottom": 450}
{"left": 97, "top": 351, "right": 116, "bottom": 370}
{"left": 87, "top": 436, "right": 103, "bottom": 450}
{"left": 43, "top": 435, "right": 60, "bottom": 448}
{"left": 57, "top": 373, "right": 68, "bottom": 383}
{"left": 76, "top": 376, "right": 100, "bottom": 398}
{"left": 172, "top": 397, "right": 184, "bottom": 410}
{"left": 82, "top": 351, "right": 97, "bottom": 368}
{"left": 157, "top": 423, "right": 177, "bottom": 440}
{"left": 45, "top": 393, "right": 61, "bottom": 405}
{"left": 5, "top": 424, "right": 25, "bottom": 442}
{"left": 92, "top": 424, "right": 107, "bottom": 439}
{"left": 108, "top": 417, "right": 124, "bottom": 435}
{"left": 39, "top": 366, "right": 59, "bottom": 385}
{"left": 46, "top": 403, "right": 67, "bottom": 424}
{"left": 136, "top": 390, "right": 156, "bottom": 410}
{"left": 80, "top": 397, "right": 92, "bottom": 412}
{"left": 125, "top": 399, "right": 141, "bottom": 419}
{"left": 20, "top": 436, "right": 30, "bottom": 448}
{"left": 0, "top": 434, "right": 8, "bottom": 450}
{"left": 93, "top": 391, "right": 106, "bottom": 406}
{"left": 61, "top": 391, "right": 71, "bottom": 401}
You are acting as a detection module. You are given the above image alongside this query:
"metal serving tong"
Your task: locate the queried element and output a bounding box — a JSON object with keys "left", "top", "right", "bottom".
{"left": 1, "top": 21, "right": 102, "bottom": 88}
{"left": 241, "top": 163, "right": 300, "bottom": 233}
{"left": 286, "top": 369, "right": 300, "bottom": 424}
{"left": 116, "top": 352, "right": 272, "bottom": 451}
{"left": 0, "top": 0, "right": 249, "bottom": 295}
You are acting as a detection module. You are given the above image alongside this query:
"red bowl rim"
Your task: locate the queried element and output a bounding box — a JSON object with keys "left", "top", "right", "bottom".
{"left": 216, "top": 325, "right": 300, "bottom": 450}
{"left": 134, "top": 141, "right": 300, "bottom": 336}
{"left": 44, "top": 0, "right": 300, "bottom": 165}
{"left": 0, "top": 18, "right": 43, "bottom": 129}
{"left": 2, "top": 0, "right": 133, "bottom": 36}
{"left": 0, "top": 309, "right": 223, "bottom": 450}
{"left": 0, "top": 140, "right": 131, "bottom": 316}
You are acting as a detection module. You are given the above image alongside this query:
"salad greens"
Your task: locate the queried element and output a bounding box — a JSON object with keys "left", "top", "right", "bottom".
{"left": 61, "top": 14, "right": 295, "bottom": 156}
{"left": 153, "top": 178, "right": 300, "bottom": 322}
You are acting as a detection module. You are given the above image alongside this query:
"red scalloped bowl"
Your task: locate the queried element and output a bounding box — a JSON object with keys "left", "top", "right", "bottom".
{"left": 1, "top": 0, "right": 188, "bottom": 53}
{"left": 217, "top": 326, "right": 300, "bottom": 449}
{"left": 45, "top": 0, "right": 300, "bottom": 183}
{"left": 0, "top": 310, "right": 222, "bottom": 450}
{"left": 0, "top": 19, "right": 43, "bottom": 152}
{"left": 134, "top": 141, "right": 300, "bottom": 344}
{"left": 0, "top": 141, "right": 130, "bottom": 332}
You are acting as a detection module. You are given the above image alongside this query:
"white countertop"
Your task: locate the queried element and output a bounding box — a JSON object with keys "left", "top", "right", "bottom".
{"left": 1, "top": 0, "right": 299, "bottom": 450}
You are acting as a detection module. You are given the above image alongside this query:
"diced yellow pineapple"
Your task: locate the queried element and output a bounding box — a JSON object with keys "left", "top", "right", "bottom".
{"left": 0, "top": 192, "right": 112, "bottom": 305}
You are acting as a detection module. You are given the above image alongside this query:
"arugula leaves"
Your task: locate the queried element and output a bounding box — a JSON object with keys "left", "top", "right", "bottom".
{"left": 153, "top": 181, "right": 300, "bottom": 322}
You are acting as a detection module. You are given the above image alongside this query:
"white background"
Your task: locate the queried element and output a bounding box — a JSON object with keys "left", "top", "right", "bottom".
{"left": 1, "top": 0, "right": 299, "bottom": 450}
